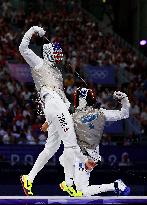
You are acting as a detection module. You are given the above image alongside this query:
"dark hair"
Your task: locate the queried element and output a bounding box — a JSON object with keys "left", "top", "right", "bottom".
{"left": 74, "top": 89, "right": 96, "bottom": 109}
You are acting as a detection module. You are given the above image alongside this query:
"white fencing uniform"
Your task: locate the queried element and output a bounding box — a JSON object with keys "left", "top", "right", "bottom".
{"left": 60, "top": 92, "right": 130, "bottom": 196}
{"left": 19, "top": 26, "right": 78, "bottom": 186}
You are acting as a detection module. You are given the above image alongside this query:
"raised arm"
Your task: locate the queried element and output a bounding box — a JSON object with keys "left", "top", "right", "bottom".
{"left": 100, "top": 91, "right": 130, "bottom": 121}
{"left": 19, "top": 26, "right": 45, "bottom": 68}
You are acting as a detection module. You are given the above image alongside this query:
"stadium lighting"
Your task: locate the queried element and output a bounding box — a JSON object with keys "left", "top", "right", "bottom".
{"left": 140, "top": 40, "right": 147, "bottom": 46}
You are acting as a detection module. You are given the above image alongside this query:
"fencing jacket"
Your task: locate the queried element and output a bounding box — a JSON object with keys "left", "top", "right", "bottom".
{"left": 73, "top": 97, "right": 130, "bottom": 161}
{"left": 19, "top": 27, "right": 70, "bottom": 107}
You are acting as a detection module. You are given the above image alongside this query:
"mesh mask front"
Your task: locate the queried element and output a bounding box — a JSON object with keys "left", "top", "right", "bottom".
{"left": 43, "top": 42, "right": 63, "bottom": 63}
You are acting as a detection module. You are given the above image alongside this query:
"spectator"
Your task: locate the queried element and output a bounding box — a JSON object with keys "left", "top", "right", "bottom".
{"left": 119, "top": 152, "right": 133, "bottom": 167}
{"left": 0, "top": 0, "right": 146, "bottom": 145}
{"left": 140, "top": 106, "right": 147, "bottom": 135}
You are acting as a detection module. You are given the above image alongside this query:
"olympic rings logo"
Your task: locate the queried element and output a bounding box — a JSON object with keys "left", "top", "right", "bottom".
{"left": 94, "top": 70, "right": 108, "bottom": 79}
{"left": 86, "top": 69, "right": 108, "bottom": 79}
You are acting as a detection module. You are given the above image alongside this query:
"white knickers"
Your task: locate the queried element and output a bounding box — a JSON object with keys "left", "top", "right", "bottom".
{"left": 43, "top": 89, "right": 77, "bottom": 148}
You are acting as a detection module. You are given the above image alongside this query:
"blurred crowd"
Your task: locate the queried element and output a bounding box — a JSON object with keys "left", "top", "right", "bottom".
{"left": 0, "top": 0, "right": 147, "bottom": 145}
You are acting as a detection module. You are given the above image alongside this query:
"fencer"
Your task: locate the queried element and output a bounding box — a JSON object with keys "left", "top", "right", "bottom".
{"left": 59, "top": 89, "right": 131, "bottom": 196}
{"left": 19, "top": 26, "right": 79, "bottom": 196}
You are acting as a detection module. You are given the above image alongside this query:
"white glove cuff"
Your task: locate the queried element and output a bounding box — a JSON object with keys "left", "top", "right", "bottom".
{"left": 121, "top": 97, "right": 130, "bottom": 107}
{"left": 24, "top": 27, "right": 35, "bottom": 39}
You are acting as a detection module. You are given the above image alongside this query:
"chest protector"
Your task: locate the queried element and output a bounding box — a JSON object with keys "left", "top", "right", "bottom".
{"left": 73, "top": 106, "right": 106, "bottom": 150}
{"left": 31, "top": 61, "right": 68, "bottom": 104}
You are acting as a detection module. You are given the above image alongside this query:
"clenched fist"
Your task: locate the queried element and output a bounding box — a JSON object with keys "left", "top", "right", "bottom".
{"left": 113, "top": 91, "right": 127, "bottom": 100}
{"left": 32, "top": 26, "right": 46, "bottom": 37}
